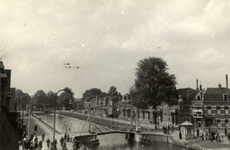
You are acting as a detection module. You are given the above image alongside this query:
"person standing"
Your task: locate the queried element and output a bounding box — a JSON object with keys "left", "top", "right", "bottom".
{"left": 34, "top": 141, "right": 38, "bottom": 150}
{"left": 67, "top": 134, "right": 70, "bottom": 142}
{"left": 179, "top": 131, "right": 182, "bottom": 140}
{"left": 62, "top": 142, "right": 68, "bottom": 150}
{"left": 60, "top": 137, "right": 64, "bottom": 146}
{"left": 42, "top": 132, "right": 45, "bottom": 141}
{"left": 171, "top": 125, "right": 174, "bottom": 133}
{"left": 64, "top": 133, "right": 67, "bottom": 141}
{"left": 202, "top": 132, "right": 204, "bottom": 140}
{"left": 38, "top": 140, "right": 43, "bottom": 150}
{"left": 34, "top": 125, "right": 37, "bottom": 132}
{"left": 54, "top": 139, "right": 57, "bottom": 150}
{"left": 50, "top": 142, "right": 55, "bottom": 150}
{"left": 47, "top": 138, "right": 50, "bottom": 150}
{"left": 225, "top": 128, "right": 227, "bottom": 136}
{"left": 228, "top": 132, "right": 230, "bottom": 141}
{"left": 197, "top": 128, "right": 199, "bottom": 138}
{"left": 168, "top": 125, "right": 170, "bottom": 134}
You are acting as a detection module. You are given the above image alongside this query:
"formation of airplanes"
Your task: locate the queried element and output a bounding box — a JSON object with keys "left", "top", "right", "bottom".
{"left": 63, "top": 63, "right": 80, "bottom": 69}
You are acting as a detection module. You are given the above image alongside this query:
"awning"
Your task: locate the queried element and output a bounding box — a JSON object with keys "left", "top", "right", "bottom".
{"left": 180, "top": 121, "right": 193, "bottom": 126}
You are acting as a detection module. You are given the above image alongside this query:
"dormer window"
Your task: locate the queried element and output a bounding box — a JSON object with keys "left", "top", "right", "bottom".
{"left": 223, "top": 94, "right": 228, "bottom": 101}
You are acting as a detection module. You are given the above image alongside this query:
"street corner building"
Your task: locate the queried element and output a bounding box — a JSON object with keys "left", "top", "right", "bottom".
{"left": 177, "top": 77, "right": 230, "bottom": 129}
{"left": 0, "top": 61, "right": 21, "bottom": 150}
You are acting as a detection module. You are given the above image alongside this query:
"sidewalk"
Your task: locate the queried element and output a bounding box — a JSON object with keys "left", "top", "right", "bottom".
{"left": 20, "top": 115, "right": 77, "bottom": 150}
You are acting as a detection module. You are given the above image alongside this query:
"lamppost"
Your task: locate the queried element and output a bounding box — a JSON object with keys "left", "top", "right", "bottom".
{"left": 65, "top": 122, "right": 68, "bottom": 134}
{"left": 116, "top": 107, "right": 120, "bottom": 130}
{"left": 53, "top": 89, "right": 73, "bottom": 142}
{"left": 27, "top": 105, "right": 30, "bottom": 135}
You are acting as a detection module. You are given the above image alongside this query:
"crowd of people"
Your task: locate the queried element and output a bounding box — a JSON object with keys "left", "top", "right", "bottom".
{"left": 202, "top": 128, "right": 230, "bottom": 142}
{"left": 177, "top": 126, "right": 230, "bottom": 143}
{"left": 20, "top": 124, "right": 45, "bottom": 150}
{"left": 20, "top": 123, "right": 83, "bottom": 150}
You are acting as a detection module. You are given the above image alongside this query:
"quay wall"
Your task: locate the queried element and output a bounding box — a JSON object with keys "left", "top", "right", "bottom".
{"left": 134, "top": 133, "right": 173, "bottom": 143}
{"left": 135, "top": 133, "right": 211, "bottom": 150}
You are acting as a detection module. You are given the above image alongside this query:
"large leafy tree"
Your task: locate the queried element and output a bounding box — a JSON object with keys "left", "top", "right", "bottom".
{"left": 32, "top": 90, "right": 47, "bottom": 104}
{"left": 58, "top": 87, "right": 74, "bottom": 108}
{"left": 46, "top": 91, "right": 56, "bottom": 106}
{"left": 82, "top": 88, "right": 103, "bottom": 101}
{"left": 108, "top": 86, "right": 118, "bottom": 95}
{"left": 133, "top": 57, "right": 177, "bottom": 126}
{"left": 134, "top": 57, "right": 177, "bottom": 107}
{"left": 108, "top": 86, "right": 120, "bottom": 106}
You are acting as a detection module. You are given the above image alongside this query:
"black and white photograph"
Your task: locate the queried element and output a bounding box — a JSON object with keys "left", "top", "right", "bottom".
{"left": 1, "top": 0, "right": 230, "bottom": 150}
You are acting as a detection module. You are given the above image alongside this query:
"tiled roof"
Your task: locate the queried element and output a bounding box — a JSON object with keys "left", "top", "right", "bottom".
{"left": 177, "top": 88, "right": 199, "bottom": 101}
{"left": 205, "top": 87, "right": 230, "bottom": 94}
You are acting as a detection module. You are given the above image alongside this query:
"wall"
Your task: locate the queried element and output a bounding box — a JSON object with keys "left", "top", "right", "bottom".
{"left": 0, "top": 112, "right": 20, "bottom": 150}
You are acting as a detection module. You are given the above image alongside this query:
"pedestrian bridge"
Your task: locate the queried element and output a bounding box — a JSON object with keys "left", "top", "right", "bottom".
{"left": 96, "top": 130, "right": 132, "bottom": 135}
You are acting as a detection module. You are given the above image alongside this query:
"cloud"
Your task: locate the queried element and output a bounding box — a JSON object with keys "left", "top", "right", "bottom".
{"left": 1, "top": 0, "right": 230, "bottom": 97}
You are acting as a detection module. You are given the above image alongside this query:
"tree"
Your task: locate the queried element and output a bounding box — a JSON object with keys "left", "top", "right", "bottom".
{"left": 32, "top": 90, "right": 47, "bottom": 104}
{"left": 108, "top": 86, "right": 120, "bottom": 107}
{"left": 108, "top": 86, "right": 118, "bottom": 95}
{"left": 82, "top": 88, "right": 103, "bottom": 101}
{"left": 46, "top": 91, "right": 56, "bottom": 106}
{"left": 133, "top": 57, "right": 177, "bottom": 126}
{"left": 16, "top": 89, "right": 31, "bottom": 108}
{"left": 58, "top": 87, "right": 74, "bottom": 109}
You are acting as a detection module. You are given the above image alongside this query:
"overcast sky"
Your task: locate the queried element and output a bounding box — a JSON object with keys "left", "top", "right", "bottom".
{"left": 1, "top": 0, "right": 230, "bottom": 98}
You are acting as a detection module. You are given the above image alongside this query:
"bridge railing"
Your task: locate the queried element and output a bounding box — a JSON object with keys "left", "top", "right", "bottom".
{"left": 79, "top": 143, "right": 91, "bottom": 150}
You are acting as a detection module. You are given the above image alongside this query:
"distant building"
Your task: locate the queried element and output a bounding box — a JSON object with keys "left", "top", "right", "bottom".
{"left": 177, "top": 87, "right": 202, "bottom": 127}
{"left": 162, "top": 102, "right": 178, "bottom": 126}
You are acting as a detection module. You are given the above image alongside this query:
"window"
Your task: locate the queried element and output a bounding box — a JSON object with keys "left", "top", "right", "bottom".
{"left": 225, "top": 106, "right": 229, "bottom": 114}
{"left": 217, "top": 119, "right": 220, "bottom": 123}
{"left": 225, "top": 120, "right": 229, "bottom": 123}
{"left": 223, "top": 94, "right": 228, "bottom": 101}
{"left": 207, "top": 106, "right": 211, "bottom": 114}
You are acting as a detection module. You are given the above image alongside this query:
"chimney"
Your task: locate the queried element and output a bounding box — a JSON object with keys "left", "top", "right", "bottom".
{"left": 200, "top": 81, "right": 202, "bottom": 90}
{"left": 226, "top": 74, "right": 228, "bottom": 88}
{"left": 196, "top": 79, "right": 199, "bottom": 90}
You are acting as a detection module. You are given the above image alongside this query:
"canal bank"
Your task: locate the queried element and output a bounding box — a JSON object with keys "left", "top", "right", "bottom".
{"left": 52, "top": 111, "right": 230, "bottom": 150}
{"left": 34, "top": 112, "right": 191, "bottom": 150}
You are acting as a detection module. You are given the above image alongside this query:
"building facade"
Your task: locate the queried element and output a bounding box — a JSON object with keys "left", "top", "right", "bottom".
{"left": 0, "top": 61, "right": 20, "bottom": 150}
{"left": 203, "top": 85, "right": 230, "bottom": 128}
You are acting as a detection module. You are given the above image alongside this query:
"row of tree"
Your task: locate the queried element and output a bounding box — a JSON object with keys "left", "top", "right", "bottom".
{"left": 16, "top": 87, "right": 75, "bottom": 109}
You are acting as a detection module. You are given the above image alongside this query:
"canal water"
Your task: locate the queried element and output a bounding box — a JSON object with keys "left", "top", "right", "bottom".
{"left": 36, "top": 113, "right": 190, "bottom": 150}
